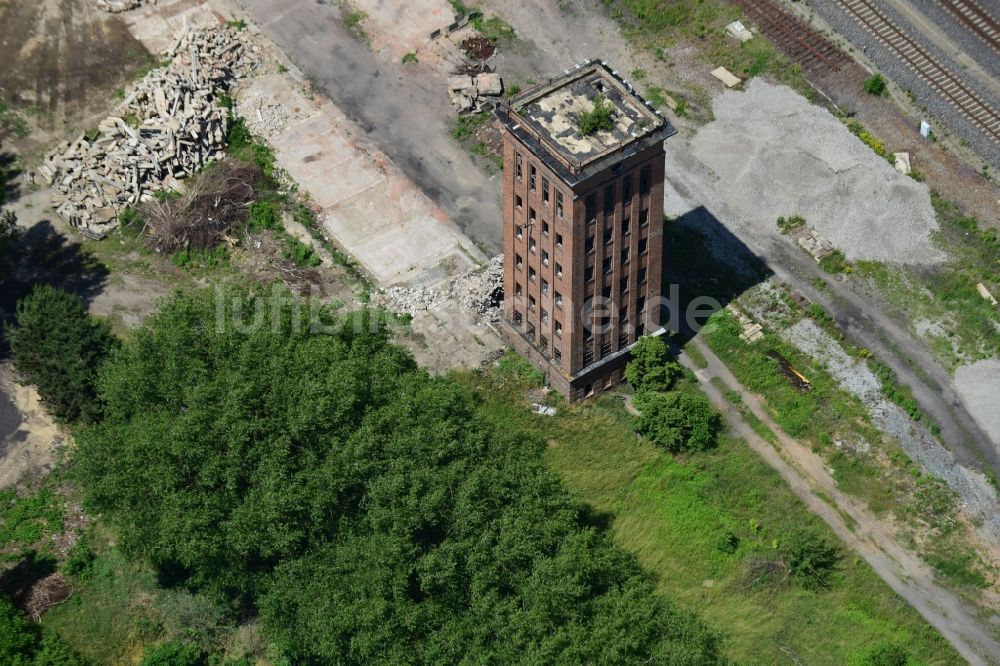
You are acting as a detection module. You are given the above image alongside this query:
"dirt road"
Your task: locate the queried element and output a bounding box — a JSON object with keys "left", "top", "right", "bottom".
{"left": 681, "top": 336, "right": 1000, "bottom": 666}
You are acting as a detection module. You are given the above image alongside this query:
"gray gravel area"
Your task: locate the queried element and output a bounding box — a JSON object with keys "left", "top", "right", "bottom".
{"left": 782, "top": 318, "right": 1000, "bottom": 547}
{"left": 954, "top": 359, "right": 1000, "bottom": 450}
{"left": 803, "top": 0, "right": 1000, "bottom": 169}
{"left": 667, "top": 80, "right": 943, "bottom": 265}
{"left": 906, "top": 0, "right": 1000, "bottom": 80}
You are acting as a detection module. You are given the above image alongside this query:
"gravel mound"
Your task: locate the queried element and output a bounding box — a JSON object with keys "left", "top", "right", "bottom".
{"left": 681, "top": 80, "right": 943, "bottom": 265}
{"left": 782, "top": 318, "right": 1000, "bottom": 546}
{"left": 954, "top": 359, "right": 1000, "bottom": 449}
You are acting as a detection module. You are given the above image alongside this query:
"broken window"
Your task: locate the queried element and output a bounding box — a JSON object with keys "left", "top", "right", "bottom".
{"left": 622, "top": 173, "right": 632, "bottom": 203}
{"left": 513, "top": 310, "right": 522, "bottom": 325}
{"left": 556, "top": 191, "right": 564, "bottom": 218}
{"left": 604, "top": 227, "right": 613, "bottom": 245}
{"left": 539, "top": 334, "right": 548, "bottom": 348}
{"left": 529, "top": 207, "right": 536, "bottom": 225}
{"left": 640, "top": 164, "right": 651, "bottom": 195}
{"left": 529, "top": 236, "right": 536, "bottom": 252}
{"left": 516, "top": 153, "right": 523, "bottom": 179}
{"left": 638, "top": 267, "right": 647, "bottom": 284}
{"left": 529, "top": 165, "right": 536, "bottom": 191}
{"left": 555, "top": 291, "right": 563, "bottom": 308}
{"left": 541, "top": 278, "right": 549, "bottom": 294}
{"left": 622, "top": 217, "right": 630, "bottom": 236}
{"left": 542, "top": 220, "right": 549, "bottom": 235}
{"left": 586, "top": 193, "right": 597, "bottom": 224}
{"left": 640, "top": 208, "right": 648, "bottom": 226}
{"left": 541, "top": 308, "right": 549, "bottom": 323}
{"left": 515, "top": 194, "right": 522, "bottom": 209}
{"left": 554, "top": 348, "right": 562, "bottom": 362}
{"left": 528, "top": 295, "right": 536, "bottom": 311}
{"left": 603, "top": 257, "right": 611, "bottom": 274}
{"left": 639, "top": 238, "right": 648, "bottom": 255}
{"left": 515, "top": 282, "right": 523, "bottom": 297}
{"left": 555, "top": 262, "right": 563, "bottom": 278}
{"left": 515, "top": 253, "right": 523, "bottom": 270}
{"left": 542, "top": 177, "right": 550, "bottom": 202}
{"left": 555, "top": 320, "right": 562, "bottom": 336}
{"left": 556, "top": 232, "right": 563, "bottom": 247}
{"left": 585, "top": 267, "right": 594, "bottom": 283}
{"left": 529, "top": 267, "right": 536, "bottom": 282}
{"left": 585, "top": 236, "right": 595, "bottom": 254}
{"left": 542, "top": 250, "right": 549, "bottom": 266}
{"left": 604, "top": 184, "right": 614, "bottom": 213}
{"left": 620, "top": 276, "right": 629, "bottom": 294}
{"left": 621, "top": 248, "right": 630, "bottom": 265}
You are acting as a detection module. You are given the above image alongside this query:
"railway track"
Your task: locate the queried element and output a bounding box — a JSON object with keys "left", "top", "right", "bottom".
{"left": 937, "top": 0, "right": 1000, "bottom": 57}
{"left": 731, "top": 0, "right": 853, "bottom": 76}
{"left": 836, "top": 0, "right": 1000, "bottom": 145}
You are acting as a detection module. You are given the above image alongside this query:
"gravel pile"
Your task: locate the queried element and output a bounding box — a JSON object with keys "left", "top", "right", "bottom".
{"left": 803, "top": 0, "right": 1000, "bottom": 169}
{"left": 237, "top": 94, "right": 307, "bottom": 141}
{"left": 375, "top": 255, "right": 502, "bottom": 321}
{"left": 677, "top": 80, "right": 943, "bottom": 264}
{"left": 782, "top": 318, "right": 1000, "bottom": 547}
{"left": 954, "top": 359, "right": 1000, "bottom": 450}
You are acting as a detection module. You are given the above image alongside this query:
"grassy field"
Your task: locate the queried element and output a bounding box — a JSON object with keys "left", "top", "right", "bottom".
{"left": 457, "top": 363, "right": 961, "bottom": 665}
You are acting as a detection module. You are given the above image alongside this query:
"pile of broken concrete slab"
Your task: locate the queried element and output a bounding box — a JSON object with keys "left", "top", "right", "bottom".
{"left": 448, "top": 72, "right": 503, "bottom": 113}
{"left": 376, "top": 255, "right": 503, "bottom": 322}
{"left": 96, "top": 0, "right": 153, "bottom": 12}
{"left": 40, "top": 26, "right": 255, "bottom": 238}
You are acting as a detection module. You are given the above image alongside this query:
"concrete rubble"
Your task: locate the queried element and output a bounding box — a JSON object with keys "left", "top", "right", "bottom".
{"left": 96, "top": 0, "right": 154, "bottom": 12}
{"left": 375, "top": 255, "right": 503, "bottom": 321}
{"left": 448, "top": 73, "right": 504, "bottom": 113}
{"left": 39, "top": 26, "right": 256, "bottom": 237}
{"left": 790, "top": 226, "right": 835, "bottom": 261}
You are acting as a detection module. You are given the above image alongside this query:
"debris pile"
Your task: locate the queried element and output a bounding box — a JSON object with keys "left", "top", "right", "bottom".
{"left": 238, "top": 94, "right": 306, "bottom": 141}
{"left": 448, "top": 72, "right": 503, "bottom": 113}
{"left": 790, "top": 226, "right": 835, "bottom": 262}
{"left": 96, "top": 0, "right": 154, "bottom": 12}
{"left": 461, "top": 36, "right": 496, "bottom": 60}
{"left": 40, "top": 26, "right": 255, "bottom": 237}
{"left": 375, "top": 255, "right": 503, "bottom": 321}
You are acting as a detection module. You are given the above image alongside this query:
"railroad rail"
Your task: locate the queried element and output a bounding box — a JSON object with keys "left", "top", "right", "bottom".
{"left": 836, "top": 0, "right": 1000, "bottom": 145}
{"left": 937, "top": 0, "right": 1000, "bottom": 57}
{"left": 731, "top": 0, "right": 853, "bottom": 75}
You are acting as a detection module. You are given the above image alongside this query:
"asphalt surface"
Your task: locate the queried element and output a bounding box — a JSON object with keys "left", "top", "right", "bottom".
{"left": 236, "top": 0, "right": 504, "bottom": 252}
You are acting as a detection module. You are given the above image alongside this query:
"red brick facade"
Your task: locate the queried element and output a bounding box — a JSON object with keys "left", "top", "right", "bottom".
{"left": 499, "top": 128, "right": 668, "bottom": 401}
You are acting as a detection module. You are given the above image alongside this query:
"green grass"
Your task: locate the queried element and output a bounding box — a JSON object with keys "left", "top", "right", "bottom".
{"left": 702, "top": 310, "right": 902, "bottom": 514}
{"left": 472, "top": 14, "right": 515, "bottom": 44}
{"left": 401, "top": 52, "right": 419, "bottom": 64}
{"left": 0, "top": 488, "right": 64, "bottom": 558}
{"left": 457, "top": 365, "right": 961, "bottom": 665}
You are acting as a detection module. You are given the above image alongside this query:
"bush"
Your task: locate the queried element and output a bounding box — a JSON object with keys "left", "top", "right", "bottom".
{"left": 625, "top": 335, "right": 680, "bottom": 392}
{"left": 139, "top": 641, "right": 203, "bottom": 666}
{"left": 783, "top": 529, "right": 838, "bottom": 589}
{"left": 849, "top": 641, "right": 909, "bottom": 666}
{"left": 7, "top": 285, "right": 115, "bottom": 423}
{"left": 715, "top": 529, "right": 739, "bottom": 554}
{"left": 634, "top": 390, "right": 721, "bottom": 452}
{"left": 0, "top": 598, "right": 86, "bottom": 666}
{"left": 776, "top": 215, "right": 805, "bottom": 234}
{"left": 863, "top": 73, "right": 887, "bottom": 96}
{"left": 819, "top": 250, "right": 850, "bottom": 274}
{"left": 578, "top": 94, "right": 614, "bottom": 136}
{"left": 247, "top": 200, "right": 280, "bottom": 232}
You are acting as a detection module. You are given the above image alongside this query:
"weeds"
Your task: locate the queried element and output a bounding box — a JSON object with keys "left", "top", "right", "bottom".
{"left": 863, "top": 73, "right": 887, "bottom": 96}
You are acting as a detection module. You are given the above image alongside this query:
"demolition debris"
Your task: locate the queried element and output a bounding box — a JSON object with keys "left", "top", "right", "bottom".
{"left": 448, "top": 72, "right": 504, "bottom": 113}
{"left": 96, "top": 0, "right": 154, "bottom": 12}
{"left": 39, "top": 26, "right": 256, "bottom": 237}
{"left": 375, "top": 255, "right": 503, "bottom": 321}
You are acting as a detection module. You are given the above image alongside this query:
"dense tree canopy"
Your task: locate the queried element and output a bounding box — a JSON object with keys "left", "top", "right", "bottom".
{"left": 0, "top": 598, "right": 86, "bottom": 666}
{"left": 74, "top": 286, "right": 724, "bottom": 663}
{"left": 634, "top": 388, "right": 721, "bottom": 452}
{"left": 625, "top": 335, "right": 681, "bottom": 392}
{"left": 7, "top": 285, "right": 115, "bottom": 423}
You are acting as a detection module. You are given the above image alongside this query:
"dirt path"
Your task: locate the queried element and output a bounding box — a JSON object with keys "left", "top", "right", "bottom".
{"left": 681, "top": 336, "right": 1000, "bottom": 666}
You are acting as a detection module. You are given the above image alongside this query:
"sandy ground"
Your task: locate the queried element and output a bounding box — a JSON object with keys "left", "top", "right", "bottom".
{"left": 0, "top": 364, "right": 64, "bottom": 491}
{"left": 954, "top": 359, "right": 1000, "bottom": 449}
{"left": 682, "top": 336, "right": 1000, "bottom": 666}
{"left": 669, "top": 80, "right": 943, "bottom": 265}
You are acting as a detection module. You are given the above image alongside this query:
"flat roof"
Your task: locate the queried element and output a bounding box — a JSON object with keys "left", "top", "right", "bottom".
{"left": 498, "top": 60, "right": 674, "bottom": 181}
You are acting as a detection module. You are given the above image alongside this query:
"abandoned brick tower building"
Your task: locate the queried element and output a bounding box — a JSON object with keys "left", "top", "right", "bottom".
{"left": 496, "top": 60, "right": 676, "bottom": 401}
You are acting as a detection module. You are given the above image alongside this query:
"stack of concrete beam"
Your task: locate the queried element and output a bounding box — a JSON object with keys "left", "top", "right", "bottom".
{"left": 448, "top": 72, "right": 503, "bottom": 113}
{"left": 96, "top": 0, "right": 154, "bottom": 12}
{"left": 40, "top": 27, "right": 253, "bottom": 237}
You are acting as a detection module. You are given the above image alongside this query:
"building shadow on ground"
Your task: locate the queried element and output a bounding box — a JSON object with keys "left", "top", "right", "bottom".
{"left": 659, "top": 205, "right": 772, "bottom": 345}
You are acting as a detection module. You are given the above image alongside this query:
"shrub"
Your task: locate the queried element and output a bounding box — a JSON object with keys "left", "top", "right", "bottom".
{"left": 140, "top": 641, "right": 204, "bottom": 666}
{"left": 401, "top": 52, "right": 418, "bottom": 64}
{"left": 863, "top": 73, "right": 887, "bottom": 96}
{"left": 62, "top": 534, "right": 97, "bottom": 580}
{"left": 715, "top": 529, "right": 739, "bottom": 554}
{"left": 819, "top": 250, "right": 849, "bottom": 274}
{"left": 578, "top": 94, "right": 615, "bottom": 136}
{"left": 0, "top": 598, "right": 86, "bottom": 666}
{"left": 783, "top": 529, "right": 838, "bottom": 589}
{"left": 776, "top": 215, "right": 805, "bottom": 234}
{"left": 625, "top": 335, "right": 680, "bottom": 392}
{"left": 7, "top": 285, "right": 115, "bottom": 423}
{"left": 849, "top": 641, "right": 909, "bottom": 666}
{"left": 634, "top": 390, "right": 721, "bottom": 452}
{"left": 247, "top": 200, "right": 281, "bottom": 232}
